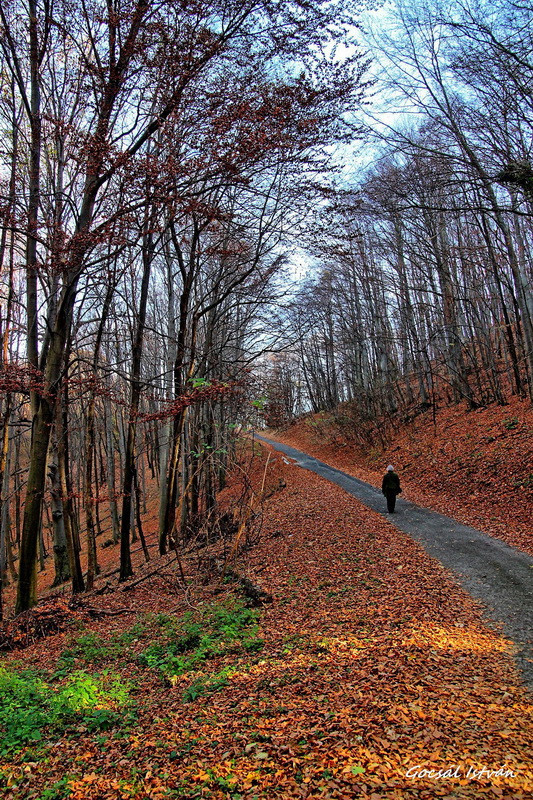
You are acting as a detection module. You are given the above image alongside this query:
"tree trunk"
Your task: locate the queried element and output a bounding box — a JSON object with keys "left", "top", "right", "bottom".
{"left": 119, "top": 209, "right": 154, "bottom": 581}
{"left": 104, "top": 397, "right": 121, "bottom": 543}
{"left": 57, "top": 394, "right": 85, "bottom": 594}
{"left": 26, "top": 0, "right": 42, "bottom": 419}
{"left": 48, "top": 427, "right": 71, "bottom": 587}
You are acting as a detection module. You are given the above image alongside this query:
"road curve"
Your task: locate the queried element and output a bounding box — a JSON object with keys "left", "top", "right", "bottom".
{"left": 254, "top": 433, "right": 533, "bottom": 690}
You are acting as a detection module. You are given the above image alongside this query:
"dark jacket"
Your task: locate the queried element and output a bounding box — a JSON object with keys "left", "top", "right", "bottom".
{"left": 382, "top": 471, "right": 401, "bottom": 495}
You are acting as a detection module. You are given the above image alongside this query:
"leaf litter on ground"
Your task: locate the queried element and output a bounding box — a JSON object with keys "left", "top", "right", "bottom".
{"left": 0, "top": 441, "right": 531, "bottom": 799}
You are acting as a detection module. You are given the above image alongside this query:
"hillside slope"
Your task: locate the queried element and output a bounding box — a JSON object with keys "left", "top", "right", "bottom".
{"left": 265, "top": 396, "right": 533, "bottom": 556}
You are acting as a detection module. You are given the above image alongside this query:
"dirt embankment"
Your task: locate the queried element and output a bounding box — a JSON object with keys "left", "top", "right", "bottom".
{"left": 265, "top": 396, "right": 533, "bottom": 556}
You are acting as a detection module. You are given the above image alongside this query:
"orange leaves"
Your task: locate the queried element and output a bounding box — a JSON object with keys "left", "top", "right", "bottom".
{"left": 66, "top": 774, "right": 144, "bottom": 800}
{"left": 401, "top": 624, "right": 511, "bottom": 654}
{"left": 1, "top": 438, "right": 532, "bottom": 800}
{"left": 0, "top": 597, "right": 86, "bottom": 651}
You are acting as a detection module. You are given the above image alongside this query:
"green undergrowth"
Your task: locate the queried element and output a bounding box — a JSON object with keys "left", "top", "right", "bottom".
{"left": 54, "top": 599, "right": 264, "bottom": 683}
{"left": 0, "top": 666, "right": 134, "bottom": 756}
{"left": 53, "top": 622, "right": 147, "bottom": 677}
{"left": 0, "top": 597, "right": 264, "bottom": 760}
{"left": 138, "top": 598, "right": 264, "bottom": 682}
{"left": 35, "top": 776, "right": 74, "bottom": 800}
{"left": 181, "top": 666, "right": 235, "bottom": 702}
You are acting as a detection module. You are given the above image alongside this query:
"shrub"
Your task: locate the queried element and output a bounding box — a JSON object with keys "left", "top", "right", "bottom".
{"left": 503, "top": 417, "right": 519, "bottom": 430}
{"left": 139, "top": 599, "right": 264, "bottom": 681}
{"left": 0, "top": 666, "right": 132, "bottom": 755}
{"left": 54, "top": 624, "right": 147, "bottom": 678}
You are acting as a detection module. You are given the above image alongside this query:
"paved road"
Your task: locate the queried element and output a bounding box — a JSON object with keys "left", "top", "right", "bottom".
{"left": 254, "top": 433, "right": 533, "bottom": 690}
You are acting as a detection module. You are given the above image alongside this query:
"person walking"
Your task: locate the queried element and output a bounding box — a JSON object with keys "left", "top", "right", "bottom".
{"left": 382, "top": 465, "right": 401, "bottom": 513}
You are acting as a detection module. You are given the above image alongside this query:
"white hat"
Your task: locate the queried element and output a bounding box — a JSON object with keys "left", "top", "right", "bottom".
{"left": 387, "top": 465, "right": 394, "bottom": 471}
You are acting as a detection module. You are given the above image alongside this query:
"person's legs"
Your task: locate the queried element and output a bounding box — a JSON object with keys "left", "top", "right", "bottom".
{"left": 386, "top": 491, "right": 396, "bottom": 513}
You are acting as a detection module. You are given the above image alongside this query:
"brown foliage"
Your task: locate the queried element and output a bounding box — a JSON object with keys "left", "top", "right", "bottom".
{"left": 0, "top": 597, "right": 86, "bottom": 651}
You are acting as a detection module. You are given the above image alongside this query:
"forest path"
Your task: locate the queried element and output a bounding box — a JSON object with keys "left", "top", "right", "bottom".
{"left": 254, "top": 433, "right": 533, "bottom": 690}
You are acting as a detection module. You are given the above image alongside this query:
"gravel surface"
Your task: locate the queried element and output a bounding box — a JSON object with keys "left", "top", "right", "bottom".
{"left": 255, "top": 433, "right": 533, "bottom": 691}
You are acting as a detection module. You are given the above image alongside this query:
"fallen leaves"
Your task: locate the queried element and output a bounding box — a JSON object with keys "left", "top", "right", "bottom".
{"left": 0, "top": 446, "right": 531, "bottom": 799}
{"left": 0, "top": 597, "right": 87, "bottom": 651}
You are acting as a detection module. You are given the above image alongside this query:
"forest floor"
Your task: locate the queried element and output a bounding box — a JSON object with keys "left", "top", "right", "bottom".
{"left": 0, "top": 437, "right": 532, "bottom": 800}
{"left": 265, "top": 395, "right": 533, "bottom": 557}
